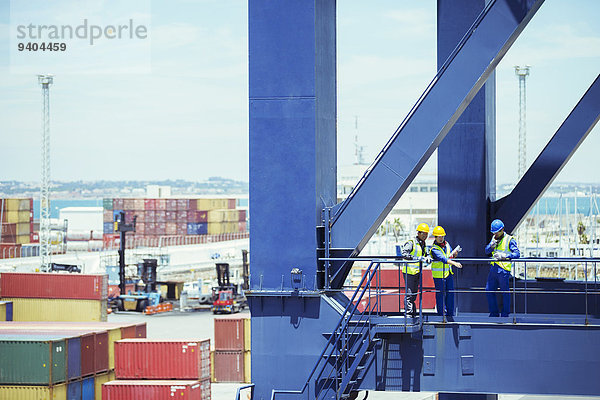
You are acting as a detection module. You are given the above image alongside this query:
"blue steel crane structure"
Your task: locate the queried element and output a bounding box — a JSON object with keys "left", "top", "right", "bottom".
{"left": 247, "top": 1, "right": 600, "bottom": 399}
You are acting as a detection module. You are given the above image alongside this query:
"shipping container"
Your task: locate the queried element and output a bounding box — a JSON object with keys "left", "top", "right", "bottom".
{"left": 177, "top": 199, "right": 190, "bottom": 211}
{"left": 213, "top": 350, "right": 244, "bottom": 382}
{"left": 189, "top": 210, "right": 208, "bottom": 223}
{"left": 187, "top": 223, "right": 208, "bottom": 235}
{"left": 103, "top": 380, "right": 203, "bottom": 400}
{"left": 16, "top": 234, "right": 31, "bottom": 244}
{"left": 238, "top": 209, "right": 247, "bottom": 222}
{"left": 16, "top": 222, "right": 30, "bottom": 235}
{"left": 166, "top": 210, "right": 177, "bottom": 221}
{"left": 0, "top": 243, "right": 21, "bottom": 258}
{"left": 1, "top": 222, "right": 16, "bottom": 235}
{"left": 103, "top": 209, "right": 113, "bottom": 223}
{"left": 166, "top": 222, "right": 177, "bottom": 235}
{"left": 177, "top": 222, "right": 188, "bottom": 235}
{"left": 238, "top": 221, "right": 247, "bottom": 232}
{"left": 67, "top": 380, "right": 81, "bottom": 399}
{"left": 0, "top": 301, "right": 13, "bottom": 321}
{"left": 124, "top": 210, "right": 134, "bottom": 224}
{"left": 133, "top": 199, "right": 145, "bottom": 210}
{"left": 177, "top": 210, "right": 188, "bottom": 222}
{"left": 145, "top": 210, "right": 156, "bottom": 222}
{"left": 144, "top": 199, "right": 156, "bottom": 210}
{"left": 135, "top": 322, "right": 147, "bottom": 338}
{"left": 155, "top": 210, "right": 166, "bottom": 223}
{"left": 95, "top": 371, "right": 116, "bottom": 400}
{"left": 115, "top": 339, "right": 210, "bottom": 380}
{"left": 103, "top": 234, "right": 119, "bottom": 249}
{"left": 200, "top": 378, "right": 211, "bottom": 400}
{"left": 214, "top": 317, "right": 246, "bottom": 350}
{"left": 135, "top": 222, "right": 145, "bottom": 235}
{"left": 244, "top": 350, "right": 251, "bottom": 383}
{"left": 155, "top": 199, "right": 166, "bottom": 210}
{"left": 123, "top": 199, "right": 134, "bottom": 210}
{"left": 164, "top": 199, "right": 176, "bottom": 209}
{"left": 0, "top": 335, "right": 67, "bottom": 385}
{"left": 5, "top": 210, "right": 31, "bottom": 223}
{"left": 156, "top": 222, "right": 166, "bottom": 235}
{"left": 0, "top": 272, "right": 108, "bottom": 300}
{"left": 4, "top": 298, "right": 107, "bottom": 322}
{"left": 112, "top": 198, "right": 124, "bottom": 210}
{"left": 228, "top": 198, "right": 236, "bottom": 209}
{"left": 103, "top": 198, "right": 113, "bottom": 210}
{"left": 0, "top": 384, "right": 67, "bottom": 400}
{"left": 103, "top": 222, "right": 114, "bottom": 234}
{"left": 196, "top": 198, "right": 230, "bottom": 211}
{"left": 82, "top": 376, "right": 94, "bottom": 400}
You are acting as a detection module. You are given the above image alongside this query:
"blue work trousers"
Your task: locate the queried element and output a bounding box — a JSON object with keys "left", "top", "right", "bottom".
{"left": 433, "top": 276, "right": 454, "bottom": 316}
{"left": 486, "top": 266, "right": 511, "bottom": 317}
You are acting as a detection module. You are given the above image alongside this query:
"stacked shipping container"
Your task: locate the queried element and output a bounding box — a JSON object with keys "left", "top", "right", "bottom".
{"left": 0, "top": 321, "right": 144, "bottom": 400}
{"left": 108, "top": 339, "right": 211, "bottom": 399}
{"left": 0, "top": 272, "right": 108, "bottom": 322}
{"left": 102, "top": 197, "right": 247, "bottom": 248}
{"left": 213, "top": 317, "right": 251, "bottom": 383}
{"left": 0, "top": 198, "right": 34, "bottom": 258}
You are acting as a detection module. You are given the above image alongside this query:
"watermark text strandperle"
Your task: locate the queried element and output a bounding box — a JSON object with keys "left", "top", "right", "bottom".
{"left": 16, "top": 19, "right": 148, "bottom": 45}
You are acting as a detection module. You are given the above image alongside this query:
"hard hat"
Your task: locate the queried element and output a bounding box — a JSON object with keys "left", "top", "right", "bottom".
{"left": 416, "top": 223, "right": 430, "bottom": 233}
{"left": 490, "top": 219, "right": 504, "bottom": 233}
{"left": 432, "top": 226, "right": 446, "bottom": 236}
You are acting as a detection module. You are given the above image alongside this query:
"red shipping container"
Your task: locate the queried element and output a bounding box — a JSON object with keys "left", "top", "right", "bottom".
{"left": 156, "top": 222, "right": 166, "bottom": 235}
{"left": 145, "top": 222, "right": 156, "bottom": 235}
{"left": 135, "top": 223, "right": 145, "bottom": 235}
{"left": 155, "top": 211, "right": 166, "bottom": 223}
{"left": 102, "top": 380, "right": 203, "bottom": 400}
{"left": 166, "top": 199, "right": 177, "bottom": 210}
{"left": 0, "top": 272, "right": 107, "bottom": 300}
{"left": 124, "top": 210, "right": 134, "bottom": 224}
{"left": 155, "top": 199, "right": 166, "bottom": 210}
{"left": 145, "top": 210, "right": 156, "bottom": 222}
{"left": 188, "top": 200, "right": 197, "bottom": 211}
{"left": 227, "top": 199, "right": 236, "bottom": 209}
{"left": 108, "top": 284, "right": 136, "bottom": 297}
{"left": 238, "top": 222, "right": 247, "bottom": 232}
{"left": 166, "top": 223, "right": 177, "bottom": 235}
{"left": 165, "top": 210, "right": 177, "bottom": 222}
{"left": 214, "top": 350, "right": 244, "bottom": 382}
{"left": 113, "top": 198, "right": 124, "bottom": 210}
{"left": 1, "top": 223, "right": 16, "bottom": 236}
{"left": 190, "top": 211, "right": 208, "bottom": 223}
{"left": 238, "top": 210, "right": 247, "bottom": 222}
{"left": 176, "top": 223, "right": 187, "bottom": 236}
{"left": 177, "top": 211, "right": 188, "bottom": 223}
{"left": 177, "top": 199, "right": 190, "bottom": 211}
{"left": 214, "top": 317, "right": 245, "bottom": 350}
{"left": 115, "top": 339, "right": 210, "bottom": 380}
{"left": 144, "top": 199, "right": 156, "bottom": 210}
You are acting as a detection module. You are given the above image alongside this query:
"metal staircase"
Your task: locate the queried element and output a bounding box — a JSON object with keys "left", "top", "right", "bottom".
{"left": 271, "top": 259, "right": 424, "bottom": 400}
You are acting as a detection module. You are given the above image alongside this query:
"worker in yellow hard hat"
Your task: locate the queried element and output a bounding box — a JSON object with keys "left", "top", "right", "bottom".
{"left": 397, "top": 223, "right": 430, "bottom": 317}
{"left": 430, "top": 225, "right": 462, "bottom": 317}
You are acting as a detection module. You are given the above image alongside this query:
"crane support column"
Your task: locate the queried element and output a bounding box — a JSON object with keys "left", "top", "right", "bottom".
{"left": 436, "top": 0, "right": 496, "bottom": 313}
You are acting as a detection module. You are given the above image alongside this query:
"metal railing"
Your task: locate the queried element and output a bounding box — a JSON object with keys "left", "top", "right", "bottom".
{"left": 102, "top": 232, "right": 250, "bottom": 251}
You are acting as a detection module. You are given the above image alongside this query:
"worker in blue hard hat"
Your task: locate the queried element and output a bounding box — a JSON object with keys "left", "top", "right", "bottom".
{"left": 398, "top": 223, "right": 430, "bottom": 317}
{"left": 484, "top": 219, "right": 520, "bottom": 317}
{"left": 430, "top": 226, "right": 462, "bottom": 317}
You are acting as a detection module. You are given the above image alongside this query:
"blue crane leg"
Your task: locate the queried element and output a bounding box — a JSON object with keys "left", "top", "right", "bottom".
{"left": 437, "top": 0, "right": 497, "bottom": 315}
{"left": 328, "top": 0, "right": 543, "bottom": 288}
{"left": 249, "top": 0, "right": 336, "bottom": 290}
{"left": 493, "top": 75, "right": 600, "bottom": 232}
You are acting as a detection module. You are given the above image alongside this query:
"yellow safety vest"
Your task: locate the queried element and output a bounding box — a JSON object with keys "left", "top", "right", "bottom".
{"left": 402, "top": 238, "right": 425, "bottom": 275}
{"left": 492, "top": 234, "right": 514, "bottom": 272}
{"left": 431, "top": 242, "right": 452, "bottom": 279}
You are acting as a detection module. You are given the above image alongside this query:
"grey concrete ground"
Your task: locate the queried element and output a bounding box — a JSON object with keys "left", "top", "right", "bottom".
{"left": 108, "top": 311, "right": 597, "bottom": 400}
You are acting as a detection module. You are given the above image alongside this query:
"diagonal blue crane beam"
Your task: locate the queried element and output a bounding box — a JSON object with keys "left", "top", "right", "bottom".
{"left": 493, "top": 75, "right": 600, "bottom": 233}
{"left": 328, "top": 0, "right": 544, "bottom": 287}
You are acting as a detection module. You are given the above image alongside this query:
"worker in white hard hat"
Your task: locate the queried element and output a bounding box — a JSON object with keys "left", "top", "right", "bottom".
{"left": 398, "top": 223, "right": 430, "bottom": 317}
{"left": 430, "top": 226, "right": 462, "bottom": 317}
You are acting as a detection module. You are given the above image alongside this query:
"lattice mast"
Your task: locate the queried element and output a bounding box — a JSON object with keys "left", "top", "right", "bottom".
{"left": 515, "top": 66, "right": 530, "bottom": 180}
{"left": 38, "top": 74, "right": 53, "bottom": 271}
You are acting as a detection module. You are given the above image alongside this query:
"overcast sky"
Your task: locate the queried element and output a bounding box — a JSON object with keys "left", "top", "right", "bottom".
{"left": 0, "top": 0, "right": 598, "bottom": 186}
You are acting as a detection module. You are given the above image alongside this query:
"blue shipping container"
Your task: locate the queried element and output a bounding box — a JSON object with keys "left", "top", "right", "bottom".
{"left": 67, "top": 380, "right": 81, "bottom": 399}
{"left": 106, "top": 265, "right": 120, "bottom": 285}
{"left": 0, "top": 301, "right": 13, "bottom": 321}
{"left": 67, "top": 336, "right": 82, "bottom": 381}
{"left": 187, "top": 222, "right": 208, "bottom": 235}
{"left": 103, "top": 222, "right": 114, "bottom": 233}
{"left": 82, "top": 376, "right": 94, "bottom": 399}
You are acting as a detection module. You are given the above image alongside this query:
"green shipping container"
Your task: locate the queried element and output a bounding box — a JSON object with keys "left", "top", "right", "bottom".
{"left": 103, "top": 198, "right": 113, "bottom": 210}
{"left": 0, "top": 335, "right": 67, "bottom": 385}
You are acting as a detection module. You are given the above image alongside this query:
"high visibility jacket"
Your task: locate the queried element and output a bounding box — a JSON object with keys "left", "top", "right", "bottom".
{"left": 492, "top": 234, "right": 514, "bottom": 272}
{"left": 431, "top": 242, "right": 452, "bottom": 279}
{"left": 402, "top": 238, "right": 426, "bottom": 275}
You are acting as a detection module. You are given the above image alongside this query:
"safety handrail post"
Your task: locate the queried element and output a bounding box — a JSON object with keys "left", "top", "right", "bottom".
{"left": 585, "top": 261, "right": 589, "bottom": 325}
{"left": 513, "top": 260, "right": 517, "bottom": 324}
{"left": 524, "top": 261, "right": 528, "bottom": 314}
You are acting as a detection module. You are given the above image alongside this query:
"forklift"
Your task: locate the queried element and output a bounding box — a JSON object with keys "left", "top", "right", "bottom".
{"left": 211, "top": 261, "right": 248, "bottom": 314}
{"left": 109, "top": 211, "right": 160, "bottom": 312}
